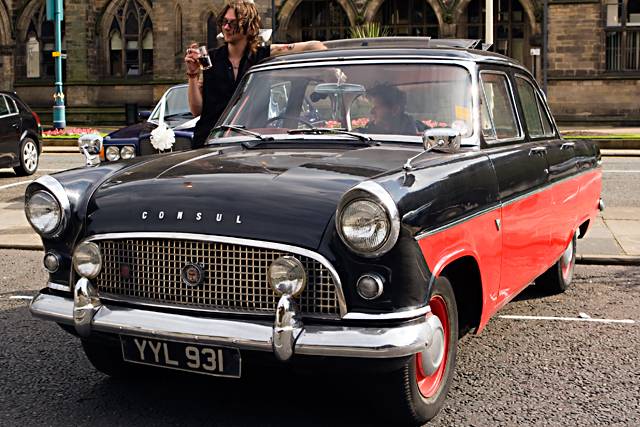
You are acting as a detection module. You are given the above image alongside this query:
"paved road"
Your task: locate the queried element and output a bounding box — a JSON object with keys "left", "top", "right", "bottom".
{"left": 1, "top": 250, "right": 637, "bottom": 426}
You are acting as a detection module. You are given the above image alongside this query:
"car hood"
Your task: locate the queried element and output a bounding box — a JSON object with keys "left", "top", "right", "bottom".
{"left": 86, "top": 144, "right": 419, "bottom": 249}
{"left": 106, "top": 122, "right": 154, "bottom": 139}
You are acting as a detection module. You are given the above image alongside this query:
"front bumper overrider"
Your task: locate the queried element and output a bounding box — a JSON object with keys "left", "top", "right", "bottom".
{"left": 30, "top": 279, "right": 442, "bottom": 361}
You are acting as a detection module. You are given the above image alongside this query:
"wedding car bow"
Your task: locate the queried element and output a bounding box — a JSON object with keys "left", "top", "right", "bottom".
{"left": 150, "top": 95, "right": 175, "bottom": 152}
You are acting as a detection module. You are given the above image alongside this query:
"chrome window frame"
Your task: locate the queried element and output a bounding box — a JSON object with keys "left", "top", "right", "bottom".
{"left": 514, "top": 73, "right": 556, "bottom": 139}
{"left": 478, "top": 69, "right": 524, "bottom": 145}
{"left": 239, "top": 58, "right": 481, "bottom": 147}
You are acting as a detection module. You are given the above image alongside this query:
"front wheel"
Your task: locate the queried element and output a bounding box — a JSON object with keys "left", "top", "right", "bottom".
{"left": 13, "top": 137, "right": 39, "bottom": 176}
{"left": 536, "top": 232, "right": 577, "bottom": 294}
{"left": 377, "top": 276, "right": 458, "bottom": 425}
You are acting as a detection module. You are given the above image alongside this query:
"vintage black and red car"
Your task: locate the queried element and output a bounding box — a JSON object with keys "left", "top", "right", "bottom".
{"left": 27, "top": 38, "right": 602, "bottom": 424}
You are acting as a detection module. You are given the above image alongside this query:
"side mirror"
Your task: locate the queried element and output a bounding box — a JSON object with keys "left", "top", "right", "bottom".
{"left": 77, "top": 133, "right": 103, "bottom": 166}
{"left": 138, "top": 110, "right": 152, "bottom": 121}
{"left": 403, "top": 128, "right": 461, "bottom": 172}
{"left": 422, "top": 128, "right": 461, "bottom": 153}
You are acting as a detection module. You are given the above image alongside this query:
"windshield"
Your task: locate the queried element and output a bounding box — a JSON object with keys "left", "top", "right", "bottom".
{"left": 149, "top": 85, "right": 192, "bottom": 122}
{"left": 213, "top": 63, "right": 473, "bottom": 142}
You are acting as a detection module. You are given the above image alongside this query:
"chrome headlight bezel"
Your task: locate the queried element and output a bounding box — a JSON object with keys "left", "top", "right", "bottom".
{"left": 25, "top": 176, "right": 71, "bottom": 238}
{"left": 120, "top": 145, "right": 136, "bottom": 160}
{"left": 336, "top": 181, "right": 400, "bottom": 258}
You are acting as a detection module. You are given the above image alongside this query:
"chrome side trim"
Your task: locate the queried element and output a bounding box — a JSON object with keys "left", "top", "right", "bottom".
{"left": 336, "top": 181, "right": 401, "bottom": 259}
{"left": 415, "top": 204, "right": 501, "bottom": 240}
{"left": 415, "top": 167, "right": 601, "bottom": 240}
{"left": 48, "top": 281, "right": 71, "bottom": 292}
{"left": 30, "top": 175, "right": 71, "bottom": 238}
{"left": 343, "top": 305, "right": 431, "bottom": 321}
{"left": 29, "top": 293, "right": 435, "bottom": 359}
{"left": 82, "top": 232, "right": 347, "bottom": 317}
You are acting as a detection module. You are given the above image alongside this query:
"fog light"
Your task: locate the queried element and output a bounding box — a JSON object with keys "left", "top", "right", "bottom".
{"left": 268, "top": 256, "right": 306, "bottom": 297}
{"left": 120, "top": 145, "right": 135, "bottom": 159}
{"left": 356, "top": 273, "right": 384, "bottom": 300}
{"left": 43, "top": 252, "right": 60, "bottom": 273}
{"left": 73, "top": 241, "right": 102, "bottom": 279}
{"left": 105, "top": 146, "right": 120, "bottom": 161}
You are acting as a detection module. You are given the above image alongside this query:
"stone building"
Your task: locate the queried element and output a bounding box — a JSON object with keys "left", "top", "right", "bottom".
{"left": 0, "top": 0, "right": 638, "bottom": 125}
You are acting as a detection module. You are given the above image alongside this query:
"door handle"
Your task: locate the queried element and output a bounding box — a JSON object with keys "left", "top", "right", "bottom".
{"left": 529, "top": 146, "right": 547, "bottom": 156}
{"left": 11, "top": 123, "right": 19, "bottom": 129}
{"left": 560, "top": 142, "right": 575, "bottom": 150}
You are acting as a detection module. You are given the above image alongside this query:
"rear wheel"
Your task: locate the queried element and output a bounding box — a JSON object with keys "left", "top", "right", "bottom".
{"left": 13, "top": 137, "right": 39, "bottom": 176}
{"left": 536, "top": 233, "right": 577, "bottom": 294}
{"left": 376, "top": 276, "right": 458, "bottom": 425}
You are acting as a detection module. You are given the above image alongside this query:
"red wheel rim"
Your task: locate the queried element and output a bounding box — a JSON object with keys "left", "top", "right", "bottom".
{"left": 416, "top": 294, "right": 449, "bottom": 398}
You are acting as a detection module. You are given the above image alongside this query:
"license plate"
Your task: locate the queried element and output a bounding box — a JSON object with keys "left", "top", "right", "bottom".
{"left": 120, "top": 336, "right": 241, "bottom": 378}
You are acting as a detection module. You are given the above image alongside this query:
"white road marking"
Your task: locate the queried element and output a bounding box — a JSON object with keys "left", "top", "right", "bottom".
{"left": 604, "top": 170, "right": 640, "bottom": 173}
{"left": 39, "top": 169, "right": 68, "bottom": 172}
{"left": 9, "top": 295, "right": 33, "bottom": 301}
{"left": 499, "top": 314, "right": 635, "bottom": 324}
{"left": 0, "top": 180, "right": 33, "bottom": 191}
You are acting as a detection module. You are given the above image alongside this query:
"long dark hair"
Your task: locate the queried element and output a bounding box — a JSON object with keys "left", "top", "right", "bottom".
{"left": 217, "top": 0, "right": 262, "bottom": 54}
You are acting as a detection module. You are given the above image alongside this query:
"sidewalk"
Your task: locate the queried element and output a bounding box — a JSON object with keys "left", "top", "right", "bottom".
{"left": 0, "top": 199, "right": 638, "bottom": 264}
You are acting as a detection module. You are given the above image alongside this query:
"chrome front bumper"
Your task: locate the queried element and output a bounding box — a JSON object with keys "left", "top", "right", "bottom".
{"left": 30, "top": 289, "right": 440, "bottom": 360}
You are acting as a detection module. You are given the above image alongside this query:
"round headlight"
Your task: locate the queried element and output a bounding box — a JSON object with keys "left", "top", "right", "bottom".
{"left": 43, "top": 252, "right": 60, "bottom": 273}
{"left": 105, "top": 146, "right": 120, "bottom": 161}
{"left": 339, "top": 199, "right": 390, "bottom": 253}
{"left": 268, "top": 256, "right": 306, "bottom": 297}
{"left": 25, "top": 191, "right": 61, "bottom": 235}
{"left": 120, "top": 145, "right": 135, "bottom": 160}
{"left": 73, "top": 242, "right": 102, "bottom": 279}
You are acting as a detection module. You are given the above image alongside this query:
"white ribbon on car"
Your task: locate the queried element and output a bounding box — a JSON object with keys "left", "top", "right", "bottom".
{"left": 150, "top": 95, "right": 175, "bottom": 152}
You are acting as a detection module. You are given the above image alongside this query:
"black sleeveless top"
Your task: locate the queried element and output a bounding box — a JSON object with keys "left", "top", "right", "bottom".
{"left": 192, "top": 44, "right": 270, "bottom": 148}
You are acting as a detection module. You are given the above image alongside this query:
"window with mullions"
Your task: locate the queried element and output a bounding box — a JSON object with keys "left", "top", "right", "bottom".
{"left": 291, "top": 0, "right": 350, "bottom": 41}
{"left": 606, "top": 0, "right": 640, "bottom": 71}
{"left": 24, "top": 2, "right": 66, "bottom": 79}
{"left": 108, "top": 0, "right": 153, "bottom": 77}
{"left": 376, "top": 0, "right": 439, "bottom": 37}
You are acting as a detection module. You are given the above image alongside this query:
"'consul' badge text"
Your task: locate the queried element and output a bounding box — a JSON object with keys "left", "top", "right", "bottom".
{"left": 141, "top": 210, "right": 242, "bottom": 224}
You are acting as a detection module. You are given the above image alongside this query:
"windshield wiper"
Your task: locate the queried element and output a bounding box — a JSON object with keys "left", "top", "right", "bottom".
{"left": 210, "top": 125, "right": 274, "bottom": 143}
{"left": 288, "top": 127, "right": 377, "bottom": 144}
{"left": 164, "top": 112, "right": 193, "bottom": 120}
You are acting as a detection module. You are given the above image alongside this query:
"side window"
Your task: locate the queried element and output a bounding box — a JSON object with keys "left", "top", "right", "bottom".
{"left": 480, "top": 72, "right": 521, "bottom": 140}
{"left": 516, "top": 76, "right": 554, "bottom": 138}
{"left": 6, "top": 97, "right": 18, "bottom": 115}
{"left": 0, "top": 96, "right": 10, "bottom": 116}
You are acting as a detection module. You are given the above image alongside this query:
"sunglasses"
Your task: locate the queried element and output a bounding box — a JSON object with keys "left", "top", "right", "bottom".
{"left": 218, "top": 18, "right": 240, "bottom": 30}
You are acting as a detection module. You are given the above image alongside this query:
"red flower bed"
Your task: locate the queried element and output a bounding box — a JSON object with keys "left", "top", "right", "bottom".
{"left": 43, "top": 127, "right": 100, "bottom": 137}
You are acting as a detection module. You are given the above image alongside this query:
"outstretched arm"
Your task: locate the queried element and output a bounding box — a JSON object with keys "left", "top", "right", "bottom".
{"left": 270, "top": 41, "right": 327, "bottom": 56}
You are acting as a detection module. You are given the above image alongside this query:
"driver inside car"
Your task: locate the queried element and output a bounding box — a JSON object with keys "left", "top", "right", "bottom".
{"left": 361, "top": 84, "right": 425, "bottom": 135}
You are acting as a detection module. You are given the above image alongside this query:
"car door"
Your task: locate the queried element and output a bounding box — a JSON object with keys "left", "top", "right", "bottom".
{"left": 479, "top": 69, "right": 551, "bottom": 302}
{"left": 0, "top": 95, "right": 19, "bottom": 167}
{"left": 513, "top": 75, "right": 579, "bottom": 257}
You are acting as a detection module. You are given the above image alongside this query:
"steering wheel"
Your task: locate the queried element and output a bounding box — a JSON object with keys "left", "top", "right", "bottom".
{"left": 265, "top": 115, "right": 314, "bottom": 129}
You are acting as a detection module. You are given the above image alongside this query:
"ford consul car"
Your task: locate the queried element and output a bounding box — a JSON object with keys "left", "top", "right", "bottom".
{"left": 27, "top": 38, "right": 602, "bottom": 425}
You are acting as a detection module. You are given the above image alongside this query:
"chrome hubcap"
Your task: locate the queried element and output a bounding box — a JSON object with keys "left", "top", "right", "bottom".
{"left": 421, "top": 314, "right": 445, "bottom": 376}
{"left": 560, "top": 238, "right": 575, "bottom": 282}
{"left": 23, "top": 141, "right": 38, "bottom": 172}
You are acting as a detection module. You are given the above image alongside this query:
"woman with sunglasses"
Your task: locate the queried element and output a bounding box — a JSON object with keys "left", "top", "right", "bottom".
{"left": 185, "top": 0, "right": 326, "bottom": 149}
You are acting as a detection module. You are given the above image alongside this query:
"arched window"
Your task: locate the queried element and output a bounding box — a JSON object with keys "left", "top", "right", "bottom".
{"left": 375, "top": 0, "right": 438, "bottom": 37}
{"left": 288, "top": 0, "right": 349, "bottom": 41}
{"left": 466, "top": 0, "right": 528, "bottom": 66}
{"left": 108, "top": 0, "right": 153, "bottom": 77}
{"left": 24, "top": 3, "right": 66, "bottom": 79}
{"left": 606, "top": 0, "right": 640, "bottom": 71}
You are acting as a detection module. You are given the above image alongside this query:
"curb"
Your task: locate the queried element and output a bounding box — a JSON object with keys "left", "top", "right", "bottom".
{"left": 0, "top": 243, "right": 43, "bottom": 251}
{"left": 576, "top": 255, "right": 640, "bottom": 266}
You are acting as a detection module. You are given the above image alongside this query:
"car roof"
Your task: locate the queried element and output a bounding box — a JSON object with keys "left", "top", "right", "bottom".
{"left": 258, "top": 37, "right": 519, "bottom": 69}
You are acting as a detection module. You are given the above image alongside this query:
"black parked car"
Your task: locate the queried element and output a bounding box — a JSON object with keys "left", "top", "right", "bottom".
{"left": 0, "top": 91, "right": 42, "bottom": 175}
{"left": 27, "top": 38, "right": 602, "bottom": 424}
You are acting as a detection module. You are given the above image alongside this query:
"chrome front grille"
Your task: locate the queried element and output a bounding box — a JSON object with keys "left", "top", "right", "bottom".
{"left": 94, "top": 238, "right": 339, "bottom": 317}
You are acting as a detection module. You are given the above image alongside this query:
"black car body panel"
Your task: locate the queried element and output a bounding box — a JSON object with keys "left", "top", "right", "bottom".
{"left": 0, "top": 91, "right": 41, "bottom": 171}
